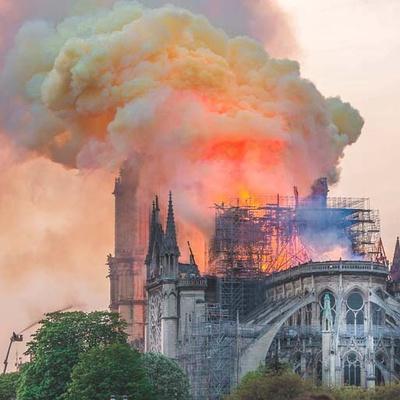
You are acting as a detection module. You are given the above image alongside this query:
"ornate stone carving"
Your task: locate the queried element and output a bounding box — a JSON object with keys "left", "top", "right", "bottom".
{"left": 148, "top": 289, "right": 163, "bottom": 353}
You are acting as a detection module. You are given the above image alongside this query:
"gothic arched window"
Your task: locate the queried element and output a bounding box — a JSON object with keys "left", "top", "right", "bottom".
{"left": 346, "top": 291, "right": 365, "bottom": 336}
{"left": 375, "top": 352, "right": 387, "bottom": 386}
{"left": 372, "top": 303, "right": 384, "bottom": 326}
{"left": 344, "top": 352, "right": 361, "bottom": 386}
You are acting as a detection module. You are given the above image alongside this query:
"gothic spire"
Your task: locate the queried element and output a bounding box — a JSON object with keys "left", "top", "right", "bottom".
{"left": 164, "top": 191, "right": 180, "bottom": 256}
{"left": 145, "top": 197, "right": 164, "bottom": 267}
{"left": 155, "top": 195, "right": 160, "bottom": 222}
{"left": 391, "top": 237, "right": 400, "bottom": 281}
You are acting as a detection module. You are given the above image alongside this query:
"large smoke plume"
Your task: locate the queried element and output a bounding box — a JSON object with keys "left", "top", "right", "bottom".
{"left": 1, "top": 1, "right": 363, "bottom": 226}
{"left": 0, "top": 0, "right": 363, "bottom": 365}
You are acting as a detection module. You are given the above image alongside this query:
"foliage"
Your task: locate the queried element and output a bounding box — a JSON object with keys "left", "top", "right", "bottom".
{"left": 227, "top": 369, "right": 312, "bottom": 400}
{"left": 228, "top": 368, "right": 400, "bottom": 400}
{"left": 329, "top": 384, "right": 400, "bottom": 400}
{"left": 329, "top": 386, "right": 372, "bottom": 400}
{"left": 261, "top": 361, "right": 292, "bottom": 375}
{"left": 62, "top": 343, "right": 151, "bottom": 400}
{"left": 141, "top": 352, "right": 191, "bottom": 400}
{"left": 17, "top": 311, "right": 127, "bottom": 400}
{"left": 372, "top": 384, "right": 400, "bottom": 400}
{"left": 0, "top": 372, "right": 20, "bottom": 400}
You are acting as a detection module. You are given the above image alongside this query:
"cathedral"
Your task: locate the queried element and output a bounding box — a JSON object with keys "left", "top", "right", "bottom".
{"left": 108, "top": 165, "right": 400, "bottom": 400}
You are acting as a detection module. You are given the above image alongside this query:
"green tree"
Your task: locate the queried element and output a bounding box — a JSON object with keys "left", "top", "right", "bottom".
{"left": 17, "top": 311, "right": 127, "bottom": 400}
{"left": 63, "top": 343, "right": 151, "bottom": 400}
{"left": 226, "top": 365, "right": 400, "bottom": 400}
{"left": 227, "top": 369, "right": 312, "bottom": 400}
{"left": 141, "top": 353, "right": 190, "bottom": 400}
{"left": 0, "top": 372, "right": 20, "bottom": 400}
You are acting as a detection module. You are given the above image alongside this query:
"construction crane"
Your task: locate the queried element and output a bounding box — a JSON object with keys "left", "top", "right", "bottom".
{"left": 3, "top": 332, "right": 23, "bottom": 374}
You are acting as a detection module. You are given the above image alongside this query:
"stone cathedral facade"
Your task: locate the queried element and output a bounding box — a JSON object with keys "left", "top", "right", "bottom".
{"left": 143, "top": 195, "right": 400, "bottom": 398}
{"left": 107, "top": 166, "right": 400, "bottom": 398}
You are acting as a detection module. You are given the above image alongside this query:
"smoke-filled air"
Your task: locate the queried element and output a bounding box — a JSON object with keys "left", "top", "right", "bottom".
{"left": 1, "top": 0, "right": 363, "bottom": 229}
{"left": 0, "top": 0, "right": 364, "bottom": 363}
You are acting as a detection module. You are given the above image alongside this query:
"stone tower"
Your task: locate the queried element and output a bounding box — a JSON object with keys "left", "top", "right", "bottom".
{"left": 146, "top": 193, "right": 180, "bottom": 358}
{"left": 108, "top": 161, "right": 146, "bottom": 347}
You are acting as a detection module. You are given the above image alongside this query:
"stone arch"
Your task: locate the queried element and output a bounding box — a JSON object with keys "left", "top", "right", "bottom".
{"left": 167, "top": 291, "right": 177, "bottom": 299}
{"left": 239, "top": 293, "right": 316, "bottom": 379}
{"left": 318, "top": 286, "right": 337, "bottom": 297}
{"left": 342, "top": 349, "right": 363, "bottom": 362}
{"left": 343, "top": 286, "right": 367, "bottom": 301}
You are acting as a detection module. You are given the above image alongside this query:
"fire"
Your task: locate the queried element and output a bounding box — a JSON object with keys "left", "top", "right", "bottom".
{"left": 1, "top": 2, "right": 364, "bottom": 273}
{"left": 199, "top": 137, "right": 285, "bottom": 164}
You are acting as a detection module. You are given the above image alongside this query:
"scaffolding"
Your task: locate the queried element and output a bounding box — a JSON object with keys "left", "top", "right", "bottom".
{"left": 177, "top": 182, "right": 387, "bottom": 399}
{"left": 178, "top": 303, "right": 262, "bottom": 400}
{"left": 178, "top": 303, "right": 256, "bottom": 400}
{"left": 208, "top": 194, "right": 385, "bottom": 277}
{"left": 178, "top": 304, "right": 236, "bottom": 400}
{"left": 218, "top": 277, "right": 266, "bottom": 320}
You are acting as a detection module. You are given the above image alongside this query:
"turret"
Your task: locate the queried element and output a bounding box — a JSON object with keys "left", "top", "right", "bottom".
{"left": 145, "top": 193, "right": 181, "bottom": 358}
{"left": 145, "top": 192, "right": 181, "bottom": 281}
{"left": 391, "top": 237, "right": 400, "bottom": 281}
{"left": 163, "top": 192, "right": 180, "bottom": 278}
{"left": 145, "top": 197, "right": 164, "bottom": 280}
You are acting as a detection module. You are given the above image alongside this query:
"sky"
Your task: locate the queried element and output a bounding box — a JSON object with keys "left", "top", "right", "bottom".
{"left": 278, "top": 0, "right": 400, "bottom": 256}
{"left": 0, "top": 0, "right": 399, "bottom": 367}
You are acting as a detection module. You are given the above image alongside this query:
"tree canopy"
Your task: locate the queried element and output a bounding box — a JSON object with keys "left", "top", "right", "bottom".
{"left": 227, "top": 367, "right": 400, "bottom": 400}
{"left": 17, "top": 311, "right": 127, "bottom": 400}
{"left": 0, "top": 371, "right": 20, "bottom": 400}
{"left": 227, "top": 368, "right": 311, "bottom": 400}
{"left": 63, "top": 343, "right": 151, "bottom": 400}
{"left": 141, "top": 352, "right": 190, "bottom": 400}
